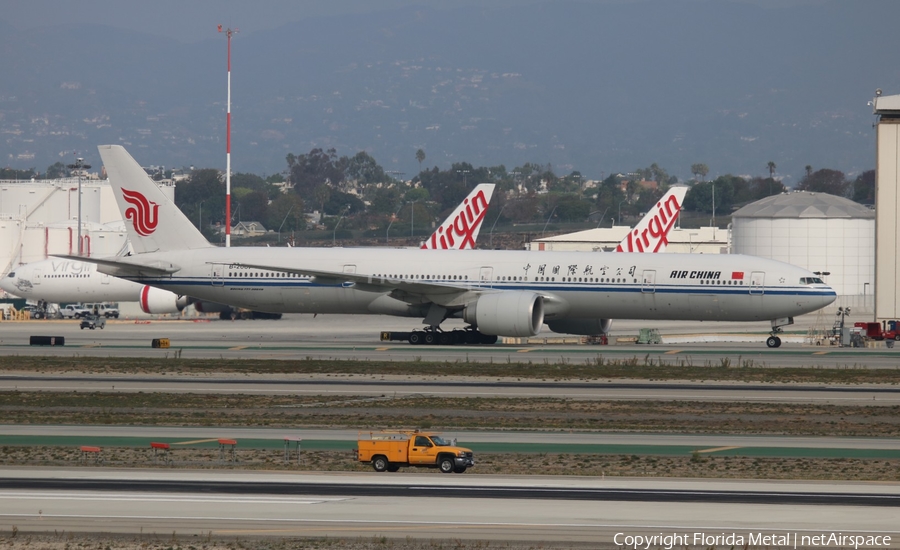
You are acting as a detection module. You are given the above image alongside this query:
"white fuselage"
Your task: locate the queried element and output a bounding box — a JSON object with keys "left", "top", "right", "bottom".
{"left": 109, "top": 247, "right": 836, "bottom": 323}
{"left": 1, "top": 258, "right": 142, "bottom": 303}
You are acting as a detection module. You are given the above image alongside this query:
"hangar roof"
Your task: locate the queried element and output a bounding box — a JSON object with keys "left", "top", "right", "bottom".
{"left": 732, "top": 191, "right": 874, "bottom": 219}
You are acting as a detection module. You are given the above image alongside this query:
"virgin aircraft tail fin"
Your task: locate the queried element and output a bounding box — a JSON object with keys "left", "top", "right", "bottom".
{"left": 98, "top": 145, "right": 211, "bottom": 253}
{"left": 421, "top": 184, "right": 495, "bottom": 249}
{"left": 616, "top": 186, "right": 688, "bottom": 253}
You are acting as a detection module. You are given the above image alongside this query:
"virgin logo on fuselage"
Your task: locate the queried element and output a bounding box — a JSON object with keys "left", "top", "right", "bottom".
{"left": 122, "top": 188, "right": 160, "bottom": 236}
{"left": 422, "top": 189, "right": 490, "bottom": 249}
{"left": 616, "top": 194, "right": 681, "bottom": 253}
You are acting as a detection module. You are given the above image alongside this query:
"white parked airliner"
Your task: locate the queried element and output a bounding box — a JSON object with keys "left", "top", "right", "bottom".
{"left": 67, "top": 145, "right": 836, "bottom": 348}
{"left": 0, "top": 185, "right": 496, "bottom": 314}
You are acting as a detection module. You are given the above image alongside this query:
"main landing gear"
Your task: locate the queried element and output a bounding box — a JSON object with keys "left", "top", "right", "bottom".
{"left": 381, "top": 327, "right": 498, "bottom": 345}
{"left": 766, "top": 335, "right": 782, "bottom": 348}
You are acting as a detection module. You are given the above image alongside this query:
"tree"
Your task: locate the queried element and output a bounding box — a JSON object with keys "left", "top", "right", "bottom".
{"left": 851, "top": 170, "right": 875, "bottom": 204}
{"left": 796, "top": 169, "right": 849, "bottom": 196}
{"left": 46, "top": 162, "right": 67, "bottom": 179}
{"left": 691, "top": 163, "right": 709, "bottom": 182}
{"left": 767, "top": 161, "right": 777, "bottom": 179}
{"left": 416, "top": 149, "right": 426, "bottom": 167}
{"left": 346, "top": 151, "right": 388, "bottom": 185}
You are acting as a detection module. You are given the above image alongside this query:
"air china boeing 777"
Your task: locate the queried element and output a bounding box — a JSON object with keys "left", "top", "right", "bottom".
{"left": 67, "top": 145, "right": 835, "bottom": 348}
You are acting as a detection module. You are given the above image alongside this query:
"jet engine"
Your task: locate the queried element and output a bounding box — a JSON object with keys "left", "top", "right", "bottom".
{"left": 463, "top": 291, "right": 544, "bottom": 337}
{"left": 546, "top": 318, "right": 612, "bottom": 336}
{"left": 139, "top": 286, "right": 190, "bottom": 314}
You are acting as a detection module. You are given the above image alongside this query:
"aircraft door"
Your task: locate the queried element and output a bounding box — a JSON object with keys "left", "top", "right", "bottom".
{"left": 750, "top": 271, "right": 765, "bottom": 295}
{"left": 408, "top": 435, "right": 438, "bottom": 465}
{"left": 211, "top": 264, "right": 224, "bottom": 286}
{"left": 33, "top": 269, "right": 42, "bottom": 285}
{"left": 641, "top": 270, "right": 656, "bottom": 293}
{"left": 342, "top": 265, "right": 356, "bottom": 288}
{"left": 479, "top": 267, "right": 493, "bottom": 288}
{"left": 101, "top": 273, "right": 111, "bottom": 285}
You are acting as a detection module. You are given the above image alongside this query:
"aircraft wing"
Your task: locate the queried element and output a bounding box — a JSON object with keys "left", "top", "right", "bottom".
{"left": 227, "top": 261, "right": 483, "bottom": 306}
{"left": 54, "top": 255, "right": 181, "bottom": 277}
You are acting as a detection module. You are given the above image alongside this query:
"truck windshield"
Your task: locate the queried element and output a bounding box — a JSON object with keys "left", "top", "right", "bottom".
{"left": 430, "top": 436, "right": 451, "bottom": 446}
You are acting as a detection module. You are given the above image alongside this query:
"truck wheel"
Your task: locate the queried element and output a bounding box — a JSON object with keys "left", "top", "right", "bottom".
{"left": 386, "top": 465, "right": 400, "bottom": 472}
{"left": 438, "top": 457, "right": 455, "bottom": 474}
{"left": 894, "top": 334, "right": 900, "bottom": 341}
{"left": 372, "top": 456, "right": 388, "bottom": 472}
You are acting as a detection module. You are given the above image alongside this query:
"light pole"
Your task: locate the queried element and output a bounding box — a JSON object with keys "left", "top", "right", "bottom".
{"left": 333, "top": 204, "right": 350, "bottom": 245}
{"left": 410, "top": 200, "right": 417, "bottom": 238}
{"left": 277, "top": 205, "right": 294, "bottom": 243}
{"left": 456, "top": 169, "right": 470, "bottom": 188}
{"left": 541, "top": 205, "right": 559, "bottom": 237}
{"left": 488, "top": 202, "right": 508, "bottom": 248}
{"left": 386, "top": 203, "right": 402, "bottom": 243}
{"left": 198, "top": 200, "right": 204, "bottom": 235}
{"left": 711, "top": 181, "right": 716, "bottom": 227}
{"left": 66, "top": 157, "right": 91, "bottom": 256}
{"left": 617, "top": 198, "right": 627, "bottom": 226}
{"left": 587, "top": 207, "right": 609, "bottom": 228}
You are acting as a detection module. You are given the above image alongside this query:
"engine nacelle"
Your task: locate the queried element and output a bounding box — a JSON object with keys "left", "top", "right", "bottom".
{"left": 463, "top": 291, "right": 544, "bottom": 337}
{"left": 546, "top": 318, "right": 612, "bottom": 336}
{"left": 139, "top": 286, "right": 190, "bottom": 314}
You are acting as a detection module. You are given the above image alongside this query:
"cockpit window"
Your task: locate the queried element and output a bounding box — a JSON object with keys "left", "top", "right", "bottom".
{"left": 800, "top": 277, "right": 824, "bottom": 285}
{"left": 6, "top": 272, "right": 13, "bottom": 278}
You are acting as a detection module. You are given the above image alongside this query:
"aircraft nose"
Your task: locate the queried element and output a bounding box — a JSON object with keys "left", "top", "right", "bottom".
{"left": 0, "top": 274, "right": 15, "bottom": 293}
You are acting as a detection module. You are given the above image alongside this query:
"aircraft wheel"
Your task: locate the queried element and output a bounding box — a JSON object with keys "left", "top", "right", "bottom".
{"left": 438, "top": 332, "right": 453, "bottom": 345}
{"left": 464, "top": 331, "right": 480, "bottom": 345}
{"left": 424, "top": 332, "right": 437, "bottom": 345}
{"left": 766, "top": 336, "right": 779, "bottom": 348}
{"left": 408, "top": 332, "right": 423, "bottom": 345}
{"left": 479, "top": 333, "right": 498, "bottom": 345}
{"left": 775, "top": 336, "right": 782, "bottom": 347}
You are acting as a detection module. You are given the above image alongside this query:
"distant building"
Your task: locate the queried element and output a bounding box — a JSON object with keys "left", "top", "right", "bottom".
{"left": 231, "top": 221, "right": 267, "bottom": 238}
{"left": 527, "top": 225, "right": 728, "bottom": 254}
{"left": 731, "top": 191, "right": 874, "bottom": 307}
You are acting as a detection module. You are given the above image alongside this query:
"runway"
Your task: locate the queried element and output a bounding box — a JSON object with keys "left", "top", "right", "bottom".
{"left": 1, "top": 470, "right": 897, "bottom": 542}
{"left": 3, "top": 373, "right": 900, "bottom": 405}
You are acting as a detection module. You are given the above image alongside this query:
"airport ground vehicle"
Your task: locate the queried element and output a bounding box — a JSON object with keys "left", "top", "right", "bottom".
{"left": 357, "top": 430, "right": 475, "bottom": 473}
{"left": 84, "top": 303, "right": 120, "bottom": 318}
{"left": 79, "top": 315, "right": 106, "bottom": 330}
{"left": 60, "top": 304, "right": 90, "bottom": 319}
{"left": 853, "top": 321, "right": 900, "bottom": 341}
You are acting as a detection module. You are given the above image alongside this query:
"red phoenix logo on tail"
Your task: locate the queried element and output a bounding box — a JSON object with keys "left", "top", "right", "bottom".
{"left": 122, "top": 188, "right": 159, "bottom": 236}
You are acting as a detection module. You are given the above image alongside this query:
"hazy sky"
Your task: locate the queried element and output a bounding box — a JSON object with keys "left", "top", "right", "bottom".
{"left": 4, "top": 0, "right": 824, "bottom": 42}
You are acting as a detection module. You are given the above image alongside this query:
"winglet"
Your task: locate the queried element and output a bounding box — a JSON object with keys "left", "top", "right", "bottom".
{"left": 98, "top": 145, "right": 211, "bottom": 253}
{"left": 421, "top": 183, "right": 495, "bottom": 249}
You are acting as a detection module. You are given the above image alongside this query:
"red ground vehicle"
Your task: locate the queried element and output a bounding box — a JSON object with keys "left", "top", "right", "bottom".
{"left": 854, "top": 321, "right": 900, "bottom": 341}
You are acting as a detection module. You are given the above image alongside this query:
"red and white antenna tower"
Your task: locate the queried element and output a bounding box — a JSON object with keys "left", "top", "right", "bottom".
{"left": 218, "top": 24, "right": 238, "bottom": 247}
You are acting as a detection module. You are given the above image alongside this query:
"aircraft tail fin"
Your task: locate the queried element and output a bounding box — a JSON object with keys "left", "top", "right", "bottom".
{"left": 616, "top": 186, "right": 688, "bottom": 253}
{"left": 421, "top": 183, "right": 495, "bottom": 249}
{"left": 98, "top": 145, "right": 211, "bottom": 253}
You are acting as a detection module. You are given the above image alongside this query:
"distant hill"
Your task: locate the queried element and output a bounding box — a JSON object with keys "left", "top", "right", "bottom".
{"left": 1, "top": 0, "right": 897, "bottom": 183}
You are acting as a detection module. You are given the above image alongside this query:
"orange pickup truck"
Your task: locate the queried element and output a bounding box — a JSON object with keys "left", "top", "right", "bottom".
{"left": 357, "top": 430, "right": 475, "bottom": 474}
